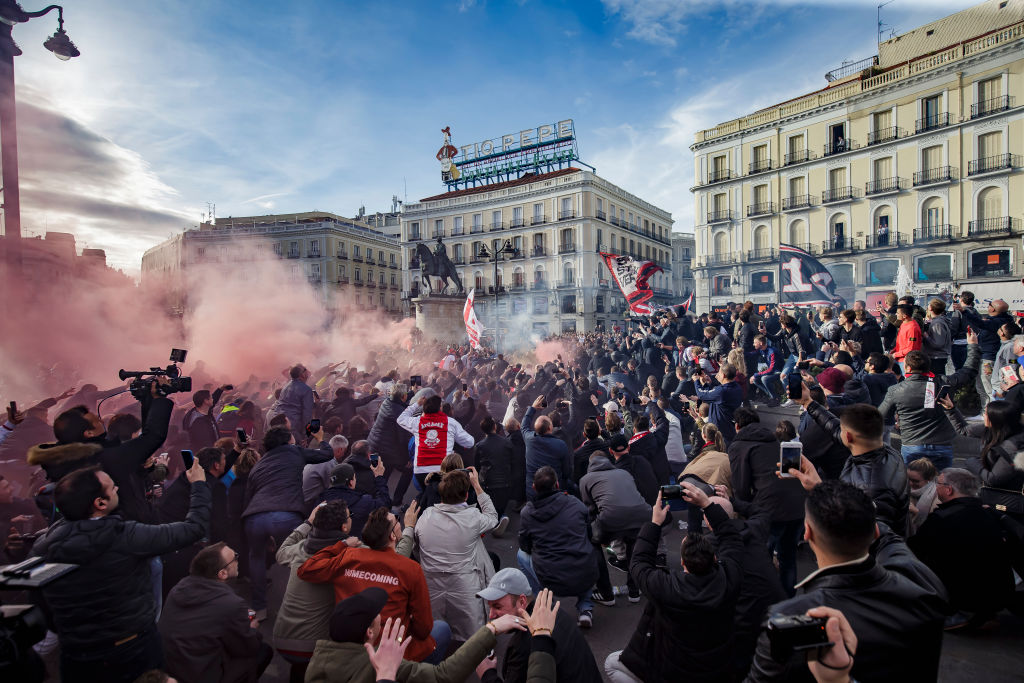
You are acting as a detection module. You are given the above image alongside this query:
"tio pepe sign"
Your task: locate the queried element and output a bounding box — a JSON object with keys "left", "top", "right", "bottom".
{"left": 456, "top": 119, "right": 574, "bottom": 163}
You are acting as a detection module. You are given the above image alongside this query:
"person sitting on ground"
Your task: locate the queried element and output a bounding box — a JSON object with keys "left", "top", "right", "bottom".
{"left": 605, "top": 483, "right": 744, "bottom": 683}
{"left": 679, "top": 423, "right": 732, "bottom": 496}
{"left": 518, "top": 466, "right": 599, "bottom": 628}
{"left": 908, "top": 468, "right": 1015, "bottom": 629}
{"left": 319, "top": 461, "right": 391, "bottom": 537}
{"left": 159, "top": 542, "right": 273, "bottom": 683}
{"left": 477, "top": 569, "right": 603, "bottom": 683}
{"left": 274, "top": 501, "right": 357, "bottom": 683}
{"left": 746, "top": 475, "right": 947, "bottom": 682}
{"left": 413, "top": 467, "right": 498, "bottom": 642}
{"left": 299, "top": 507, "right": 450, "bottom": 663}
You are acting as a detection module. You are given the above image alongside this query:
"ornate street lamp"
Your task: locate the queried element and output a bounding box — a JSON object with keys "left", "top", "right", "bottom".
{"left": 0, "top": 1, "right": 79, "bottom": 265}
{"left": 478, "top": 240, "right": 518, "bottom": 351}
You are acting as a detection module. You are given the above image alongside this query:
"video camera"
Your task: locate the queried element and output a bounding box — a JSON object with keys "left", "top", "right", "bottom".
{"left": 119, "top": 348, "right": 192, "bottom": 401}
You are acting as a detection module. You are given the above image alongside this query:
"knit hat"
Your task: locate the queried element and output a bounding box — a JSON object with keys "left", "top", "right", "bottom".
{"left": 817, "top": 367, "right": 848, "bottom": 394}
{"left": 330, "top": 463, "right": 355, "bottom": 487}
{"left": 328, "top": 587, "right": 389, "bottom": 642}
{"left": 608, "top": 434, "right": 629, "bottom": 453}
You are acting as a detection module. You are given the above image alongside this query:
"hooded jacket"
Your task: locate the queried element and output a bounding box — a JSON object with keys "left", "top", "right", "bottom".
{"left": 32, "top": 480, "right": 210, "bottom": 650}
{"left": 728, "top": 424, "right": 805, "bottom": 522}
{"left": 628, "top": 404, "right": 671, "bottom": 485}
{"left": 923, "top": 314, "right": 952, "bottom": 359}
{"left": 159, "top": 574, "right": 265, "bottom": 683}
{"left": 27, "top": 396, "right": 174, "bottom": 523}
{"left": 621, "top": 506, "right": 744, "bottom": 683}
{"left": 519, "top": 490, "right": 598, "bottom": 596}
{"left": 877, "top": 343, "right": 980, "bottom": 446}
{"left": 614, "top": 451, "right": 660, "bottom": 505}
{"left": 946, "top": 409, "right": 1024, "bottom": 492}
{"left": 367, "top": 396, "right": 411, "bottom": 468}
{"left": 579, "top": 456, "right": 649, "bottom": 537}
{"left": 681, "top": 445, "right": 733, "bottom": 497}
{"left": 855, "top": 316, "right": 883, "bottom": 355}
{"left": 522, "top": 406, "right": 573, "bottom": 500}
{"left": 320, "top": 475, "right": 392, "bottom": 537}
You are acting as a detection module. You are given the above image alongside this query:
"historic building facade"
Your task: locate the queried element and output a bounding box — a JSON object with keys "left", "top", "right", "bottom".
{"left": 690, "top": 0, "right": 1023, "bottom": 311}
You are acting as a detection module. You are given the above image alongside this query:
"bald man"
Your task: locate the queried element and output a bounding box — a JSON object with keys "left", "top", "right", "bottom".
{"left": 954, "top": 298, "right": 1012, "bottom": 401}
{"left": 522, "top": 394, "right": 573, "bottom": 500}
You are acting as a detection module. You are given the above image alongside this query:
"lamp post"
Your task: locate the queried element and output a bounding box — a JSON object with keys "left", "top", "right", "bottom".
{"left": 478, "top": 239, "right": 518, "bottom": 351}
{"left": 0, "top": 1, "right": 79, "bottom": 267}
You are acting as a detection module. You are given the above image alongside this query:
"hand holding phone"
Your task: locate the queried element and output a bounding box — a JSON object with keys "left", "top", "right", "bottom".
{"left": 779, "top": 442, "right": 802, "bottom": 478}
{"left": 236, "top": 428, "right": 248, "bottom": 444}
{"left": 181, "top": 449, "right": 195, "bottom": 469}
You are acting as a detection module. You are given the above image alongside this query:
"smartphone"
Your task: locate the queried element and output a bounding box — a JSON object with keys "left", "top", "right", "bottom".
{"left": 8, "top": 401, "right": 15, "bottom": 415}
{"left": 410, "top": 375, "right": 422, "bottom": 387}
{"left": 797, "top": 360, "right": 810, "bottom": 370}
{"left": 935, "top": 385, "right": 951, "bottom": 403}
{"left": 787, "top": 374, "right": 803, "bottom": 400}
{"left": 181, "top": 449, "right": 194, "bottom": 469}
{"left": 370, "top": 453, "right": 380, "bottom": 467}
{"left": 462, "top": 382, "right": 468, "bottom": 392}
{"left": 236, "top": 428, "right": 248, "bottom": 444}
{"left": 309, "top": 418, "right": 321, "bottom": 433}
{"left": 780, "top": 442, "right": 802, "bottom": 477}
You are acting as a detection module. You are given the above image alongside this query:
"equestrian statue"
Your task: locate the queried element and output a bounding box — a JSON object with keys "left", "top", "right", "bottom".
{"left": 416, "top": 236, "right": 464, "bottom": 295}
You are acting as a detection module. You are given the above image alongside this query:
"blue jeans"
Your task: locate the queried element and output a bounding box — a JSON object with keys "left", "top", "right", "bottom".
{"left": 423, "top": 620, "right": 452, "bottom": 665}
{"left": 901, "top": 444, "right": 953, "bottom": 471}
{"left": 779, "top": 354, "right": 798, "bottom": 380}
{"left": 244, "top": 510, "right": 304, "bottom": 611}
{"left": 753, "top": 373, "right": 781, "bottom": 400}
{"left": 517, "top": 549, "right": 593, "bottom": 613}
{"left": 150, "top": 556, "right": 163, "bottom": 621}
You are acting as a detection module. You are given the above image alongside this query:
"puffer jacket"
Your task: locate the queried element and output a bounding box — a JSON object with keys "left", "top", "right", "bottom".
{"left": 32, "top": 481, "right": 210, "bottom": 650}
{"left": 243, "top": 444, "right": 332, "bottom": 518}
{"left": 857, "top": 316, "right": 883, "bottom": 356}
{"left": 923, "top": 314, "right": 952, "bottom": 359}
{"left": 367, "top": 396, "right": 410, "bottom": 469}
{"left": 728, "top": 424, "right": 805, "bottom": 522}
{"left": 476, "top": 433, "right": 513, "bottom": 490}
{"left": 159, "top": 574, "right": 265, "bottom": 683}
{"left": 414, "top": 493, "right": 498, "bottom": 640}
{"left": 273, "top": 522, "right": 339, "bottom": 653}
{"left": 806, "top": 402, "right": 909, "bottom": 534}
{"left": 579, "top": 456, "right": 649, "bottom": 537}
{"left": 745, "top": 528, "right": 946, "bottom": 682}
{"left": 519, "top": 490, "right": 597, "bottom": 596}
{"left": 877, "top": 343, "right": 980, "bottom": 446}
{"left": 946, "top": 410, "right": 1024, "bottom": 492}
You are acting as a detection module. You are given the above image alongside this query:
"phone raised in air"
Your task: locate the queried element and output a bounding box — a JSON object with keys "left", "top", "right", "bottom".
{"left": 779, "top": 442, "right": 802, "bottom": 478}
{"left": 236, "top": 428, "right": 248, "bottom": 444}
{"left": 934, "top": 385, "right": 951, "bottom": 403}
{"left": 410, "top": 375, "right": 422, "bottom": 388}
{"left": 181, "top": 450, "right": 195, "bottom": 469}
{"left": 787, "top": 375, "right": 804, "bottom": 400}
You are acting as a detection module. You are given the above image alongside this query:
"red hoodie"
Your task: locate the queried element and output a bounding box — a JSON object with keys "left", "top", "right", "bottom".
{"left": 893, "top": 318, "right": 922, "bottom": 360}
{"left": 298, "top": 542, "right": 436, "bottom": 661}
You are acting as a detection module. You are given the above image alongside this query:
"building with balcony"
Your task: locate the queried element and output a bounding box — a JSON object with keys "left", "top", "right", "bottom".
{"left": 141, "top": 211, "right": 403, "bottom": 316}
{"left": 690, "top": 0, "right": 1024, "bottom": 311}
{"left": 671, "top": 233, "right": 696, "bottom": 299}
{"left": 401, "top": 168, "right": 673, "bottom": 337}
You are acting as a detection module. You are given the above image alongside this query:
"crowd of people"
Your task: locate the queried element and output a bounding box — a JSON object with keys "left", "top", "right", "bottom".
{"left": 1, "top": 291, "right": 1023, "bottom": 683}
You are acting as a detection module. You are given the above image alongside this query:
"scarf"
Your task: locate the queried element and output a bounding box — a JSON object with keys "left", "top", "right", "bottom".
{"left": 629, "top": 430, "right": 650, "bottom": 445}
{"left": 304, "top": 525, "right": 349, "bottom": 555}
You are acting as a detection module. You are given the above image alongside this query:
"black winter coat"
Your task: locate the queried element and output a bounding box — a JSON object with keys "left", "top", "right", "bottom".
{"left": 728, "top": 424, "right": 805, "bottom": 522}
{"left": 159, "top": 575, "right": 265, "bottom": 683}
{"left": 518, "top": 491, "right": 597, "bottom": 596}
{"left": 572, "top": 438, "right": 607, "bottom": 486}
{"left": 857, "top": 317, "right": 884, "bottom": 355}
{"left": 320, "top": 475, "right": 391, "bottom": 537}
{"left": 476, "top": 433, "right": 513, "bottom": 490}
{"left": 243, "top": 444, "right": 331, "bottom": 519}
{"left": 746, "top": 529, "right": 947, "bottom": 682}
{"left": 613, "top": 452, "right": 659, "bottom": 505}
{"left": 27, "top": 396, "right": 175, "bottom": 524}
{"left": 367, "top": 396, "right": 411, "bottom": 469}
{"left": 33, "top": 481, "right": 211, "bottom": 650}
{"left": 628, "top": 404, "right": 671, "bottom": 485}
{"left": 621, "top": 507, "right": 744, "bottom": 683}
{"left": 947, "top": 410, "right": 1024, "bottom": 493}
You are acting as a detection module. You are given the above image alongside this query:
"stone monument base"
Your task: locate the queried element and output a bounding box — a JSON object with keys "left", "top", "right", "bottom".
{"left": 412, "top": 295, "right": 466, "bottom": 344}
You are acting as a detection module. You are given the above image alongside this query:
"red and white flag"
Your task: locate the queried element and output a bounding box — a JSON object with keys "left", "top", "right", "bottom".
{"left": 681, "top": 290, "right": 694, "bottom": 313}
{"left": 600, "top": 252, "right": 663, "bottom": 315}
{"left": 463, "top": 288, "right": 484, "bottom": 349}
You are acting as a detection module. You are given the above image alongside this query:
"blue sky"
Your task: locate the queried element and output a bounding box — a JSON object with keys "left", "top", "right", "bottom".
{"left": 8, "top": 0, "right": 980, "bottom": 269}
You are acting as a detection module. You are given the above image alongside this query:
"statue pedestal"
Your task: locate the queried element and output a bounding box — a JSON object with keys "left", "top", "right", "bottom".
{"left": 412, "top": 295, "right": 467, "bottom": 344}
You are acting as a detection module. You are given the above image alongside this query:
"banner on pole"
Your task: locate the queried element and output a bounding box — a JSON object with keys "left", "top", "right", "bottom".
{"left": 463, "top": 289, "right": 484, "bottom": 349}
{"left": 600, "top": 252, "right": 663, "bottom": 315}
{"left": 779, "top": 244, "right": 842, "bottom": 308}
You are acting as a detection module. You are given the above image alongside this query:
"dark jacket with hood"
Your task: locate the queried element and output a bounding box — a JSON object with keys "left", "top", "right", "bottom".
{"left": 159, "top": 574, "right": 266, "bottom": 683}
{"left": 621, "top": 505, "right": 744, "bottom": 683}
{"left": 579, "top": 456, "right": 650, "bottom": 538}
{"left": 856, "top": 316, "right": 883, "bottom": 355}
{"left": 32, "top": 480, "right": 211, "bottom": 650}
{"left": 319, "top": 474, "right": 391, "bottom": 537}
{"left": 627, "top": 404, "right": 671, "bottom": 485}
{"left": 572, "top": 437, "right": 607, "bottom": 485}
{"left": 613, "top": 451, "right": 659, "bottom": 505}
{"left": 242, "top": 444, "right": 331, "bottom": 519}
{"left": 518, "top": 490, "right": 597, "bottom": 596}
{"left": 476, "top": 432, "right": 514, "bottom": 490}
{"left": 746, "top": 528, "right": 947, "bottom": 683}
{"left": 367, "top": 395, "right": 410, "bottom": 469}
{"left": 798, "top": 396, "right": 851, "bottom": 481}
{"left": 728, "top": 423, "right": 805, "bottom": 522}
{"left": 27, "top": 396, "right": 174, "bottom": 524}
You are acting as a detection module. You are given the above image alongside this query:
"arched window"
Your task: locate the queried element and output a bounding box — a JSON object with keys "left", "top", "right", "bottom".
{"left": 872, "top": 205, "right": 893, "bottom": 246}
{"left": 534, "top": 265, "right": 546, "bottom": 287}
{"left": 513, "top": 266, "right": 525, "bottom": 287}
{"left": 828, "top": 213, "right": 847, "bottom": 248}
{"left": 562, "top": 262, "right": 575, "bottom": 286}
{"left": 753, "top": 225, "right": 769, "bottom": 251}
{"left": 977, "top": 186, "right": 1002, "bottom": 221}
{"left": 788, "top": 219, "right": 806, "bottom": 246}
{"left": 713, "top": 231, "right": 729, "bottom": 255}
{"left": 921, "top": 197, "right": 943, "bottom": 228}
{"left": 474, "top": 271, "right": 484, "bottom": 290}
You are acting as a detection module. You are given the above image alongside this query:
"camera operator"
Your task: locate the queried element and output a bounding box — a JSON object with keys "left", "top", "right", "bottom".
{"left": 745, "top": 474, "right": 946, "bottom": 682}
{"left": 31, "top": 460, "right": 211, "bottom": 683}
{"left": 27, "top": 377, "right": 175, "bottom": 525}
